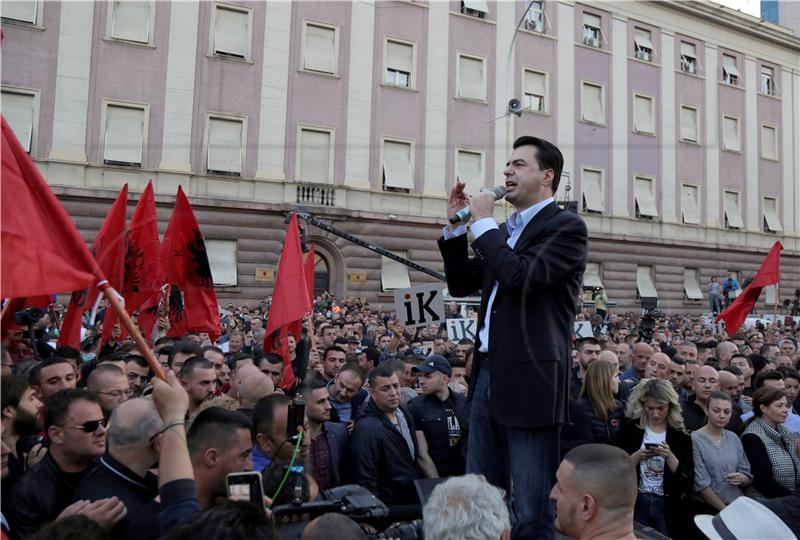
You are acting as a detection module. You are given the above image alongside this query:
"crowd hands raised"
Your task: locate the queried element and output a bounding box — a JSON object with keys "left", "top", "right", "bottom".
{"left": 1, "top": 294, "right": 799, "bottom": 540}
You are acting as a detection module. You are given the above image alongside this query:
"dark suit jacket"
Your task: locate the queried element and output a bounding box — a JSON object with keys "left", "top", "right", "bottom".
{"left": 324, "top": 421, "right": 349, "bottom": 487}
{"left": 438, "top": 202, "right": 587, "bottom": 428}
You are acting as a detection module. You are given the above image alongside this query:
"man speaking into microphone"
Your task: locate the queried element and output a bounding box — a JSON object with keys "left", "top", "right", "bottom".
{"left": 438, "top": 136, "right": 587, "bottom": 539}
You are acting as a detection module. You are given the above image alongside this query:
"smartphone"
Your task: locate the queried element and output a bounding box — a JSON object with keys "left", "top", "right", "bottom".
{"left": 286, "top": 401, "right": 305, "bottom": 440}
{"left": 226, "top": 471, "right": 266, "bottom": 514}
{"left": 644, "top": 443, "right": 659, "bottom": 450}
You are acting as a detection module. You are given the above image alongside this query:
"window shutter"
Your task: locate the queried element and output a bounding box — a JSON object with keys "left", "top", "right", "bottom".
{"left": 634, "top": 95, "right": 653, "bottom": 133}
{"left": 305, "top": 24, "right": 335, "bottom": 73}
{"left": 582, "top": 83, "right": 603, "bottom": 123}
{"left": 205, "top": 239, "right": 237, "bottom": 286}
{"left": 634, "top": 177, "right": 658, "bottom": 217}
{"left": 761, "top": 125, "right": 777, "bottom": 160}
{"left": 457, "top": 151, "right": 483, "bottom": 194}
{"left": 723, "top": 192, "right": 744, "bottom": 229}
{"left": 681, "top": 184, "right": 700, "bottom": 225}
{"left": 459, "top": 56, "right": 484, "bottom": 99}
{"left": 680, "top": 107, "right": 698, "bottom": 142}
{"left": 386, "top": 40, "right": 413, "bottom": 74}
{"left": 581, "top": 169, "right": 604, "bottom": 213}
{"left": 207, "top": 118, "right": 243, "bottom": 174}
{"left": 298, "top": 129, "right": 331, "bottom": 183}
{"left": 112, "top": 0, "right": 151, "bottom": 43}
{"left": 105, "top": 105, "right": 144, "bottom": 164}
{"left": 383, "top": 141, "right": 414, "bottom": 189}
{"left": 722, "top": 117, "right": 739, "bottom": 151}
{"left": 1, "top": 1, "right": 37, "bottom": 23}
{"left": 1, "top": 91, "right": 35, "bottom": 152}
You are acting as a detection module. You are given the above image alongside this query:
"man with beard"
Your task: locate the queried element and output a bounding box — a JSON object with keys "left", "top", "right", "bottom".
{"left": 302, "top": 376, "right": 348, "bottom": 491}
{"left": 1, "top": 376, "right": 45, "bottom": 504}
{"left": 570, "top": 338, "right": 602, "bottom": 400}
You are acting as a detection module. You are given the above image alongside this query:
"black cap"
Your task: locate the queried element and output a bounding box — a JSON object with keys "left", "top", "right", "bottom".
{"left": 412, "top": 355, "right": 452, "bottom": 376}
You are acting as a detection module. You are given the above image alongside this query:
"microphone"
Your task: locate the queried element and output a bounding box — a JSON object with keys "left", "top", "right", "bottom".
{"left": 449, "top": 185, "right": 508, "bottom": 225}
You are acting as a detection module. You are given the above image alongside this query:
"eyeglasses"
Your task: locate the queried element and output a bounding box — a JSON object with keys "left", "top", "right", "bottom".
{"left": 67, "top": 419, "right": 107, "bottom": 433}
{"left": 94, "top": 389, "right": 134, "bottom": 399}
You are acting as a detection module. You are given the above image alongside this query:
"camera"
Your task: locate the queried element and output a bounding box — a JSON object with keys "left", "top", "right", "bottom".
{"left": 372, "top": 520, "right": 423, "bottom": 540}
{"left": 14, "top": 307, "right": 43, "bottom": 326}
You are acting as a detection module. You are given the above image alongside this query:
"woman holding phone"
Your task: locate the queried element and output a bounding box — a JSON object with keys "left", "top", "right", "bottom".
{"left": 621, "top": 378, "right": 693, "bottom": 538}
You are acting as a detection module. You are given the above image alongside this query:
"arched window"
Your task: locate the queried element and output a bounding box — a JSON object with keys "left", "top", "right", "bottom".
{"left": 314, "top": 252, "right": 330, "bottom": 296}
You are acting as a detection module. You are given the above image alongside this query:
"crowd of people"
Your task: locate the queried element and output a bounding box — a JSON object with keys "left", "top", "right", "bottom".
{"left": 1, "top": 292, "right": 799, "bottom": 540}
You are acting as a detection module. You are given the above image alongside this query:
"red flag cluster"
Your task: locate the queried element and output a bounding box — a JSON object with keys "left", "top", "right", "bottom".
{"left": 263, "top": 213, "right": 315, "bottom": 391}
{"left": 715, "top": 241, "right": 783, "bottom": 336}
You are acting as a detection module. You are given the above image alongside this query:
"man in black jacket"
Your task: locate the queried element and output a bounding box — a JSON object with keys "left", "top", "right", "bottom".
{"left": 439, "top": 136, "right": 587, "bottom": 539}
{"left": 72, "top": 398, "right": 162, "bottom": 540}
{"left": 7, "top": 389, "right": 117, "bottom": 537}
{"left": 349, "top": 363, "right": 419, "bottom": 505}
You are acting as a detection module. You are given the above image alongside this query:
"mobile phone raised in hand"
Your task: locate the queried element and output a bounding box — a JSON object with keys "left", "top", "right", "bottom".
{"left": 226, "top": 471, "right": 266, "bottom": 514}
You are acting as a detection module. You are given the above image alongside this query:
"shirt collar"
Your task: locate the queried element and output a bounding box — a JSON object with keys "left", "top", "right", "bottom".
{"left": 506, "top": 197, "right": 554, "bottom": 235}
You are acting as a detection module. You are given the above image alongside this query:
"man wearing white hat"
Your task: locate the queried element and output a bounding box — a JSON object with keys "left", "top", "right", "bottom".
{"left": 694, "top": 497, "right": 796, "bottom": 540}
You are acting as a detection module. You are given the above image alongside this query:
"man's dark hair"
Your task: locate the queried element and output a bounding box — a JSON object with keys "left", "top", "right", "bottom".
{"left": 1, "top": 375, "right": 30, "bottom": 410}
{"left": 169, "top": 340, "right": 202, "bottom": 368}
{"left": 576, "top": 337, "right": 600, "bottom": 351}
{"left": 154, "top": 336, "right": 176, "bottom": 349}
{"left": 364, "top": 347, "right": 381, "bottom": 367}
{"left": 179, "top": 357, "right": 214, "bottom": 380}
{"left": 252, "top": 394, "right": 292, "bottom": 438}
{"left": 201, "top": 345, "right": 224, "bottom": 357}
{"left": 232, "top": 353, "right": 253, "bottom": 367}
{"left": 187, "top": 407, "right": 252, "bottom": 459}
{"left": 323, "top": 346, "right": 346, "bottom": 360}
{"left": 44, "top": 389, "right": 99, "bottom": 432}
{"left": 563, "top": 443, "right": 636, "bottom": 510}
{"left": 163, "top": 500, "right": 276, "bottom": 540}
{"left": 87, "top": 364, "right": 125, "bottom": 389}
{"left": 753, "top": 369, "right": 783, "bottom": 390}
{"left": 759, "top": 343, "right": 778, "bottom": 357}
{"left": 749, "top": 354, "right": 769, "bottom": 375}
{"left": 457, "top": 338, "right": 474, "bottom": 346}
{"left": 730, "top": 353, "right": 752, "bottom": 366}
{"left": 263, "top": 353, "right": 284, "bottom": 366}
{"left": 53, "top": 346, "right": 81, "bottom": 363}
{"left": 301, "top": 374, "right": 327, "bottom": 397}
{"left": 512, "top": 136, "right": 564, "bottom": 193}
{"left": 98, "top": 351, "right": 130, "bottom": 365}
{"left": 776, "top": 366, "right": 800, "bottom": 382}
{"left": 29, "top": 514, "right": 110, "bottom": 540}
{"left": 28, "top": 356, "right": 73, "bottom": 387}
{"left": 449, "top": 355, "right": 466, "bottom": 369}
{"left": 670, "top": 357, "right": 686, "bottom": 367}
{"left": 339, "top": 363, "right": 364, "bottom": 383}
{"left": 333, "top": 337, "right": 349, "bottom": 346}
{"left": 126, "top": 355, "right": 149, "bottom": 369}
{"left": 723, "top": 366, "right": 743, "bottom": 377}
{"left": 367, "top": 363, "right": 397, "bottom": 388}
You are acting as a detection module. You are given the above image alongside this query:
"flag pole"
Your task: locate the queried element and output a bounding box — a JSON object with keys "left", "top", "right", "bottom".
{"left": 102, "top": 285, "right": 166, "bottom": 380}
{"left": 0, "top": 299, "right": 10, "bottom": 321}
{"left": 773, "top": 283, "right": 779, "bottom": 319}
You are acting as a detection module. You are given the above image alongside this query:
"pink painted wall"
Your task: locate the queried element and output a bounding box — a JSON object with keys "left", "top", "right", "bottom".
{"left": 370, "top": 3, "right": 429, "bottom": 192}
{"left": 514, "top": 0, "right": 557, "bottom": 149}
{"left": 0, "top": 1, "right": 62, "bottom": 159}
{"left": 190, "top": 0, "right": 267, "bottom": 178}
{"left": 445, "top": 9, "right": 497, "bottom": 193}
{"left": 284, "top": 1, "right": 352, "bottom": 185}
{"left": 717, "top": 47, "right": 746, "bottom": 215}
{"left": 675, "top": 68, "right": 706, "bottom": 223}
{"left": 84, "top": 1, "right": 171, "bottom": 168}
{"left": 757, "top": 60, "right": 783, "bottom": 225}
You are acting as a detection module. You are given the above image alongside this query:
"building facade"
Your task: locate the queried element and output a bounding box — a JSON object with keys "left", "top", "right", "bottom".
{"left": 1, "top": 0, "right": 799, "bottom": 313}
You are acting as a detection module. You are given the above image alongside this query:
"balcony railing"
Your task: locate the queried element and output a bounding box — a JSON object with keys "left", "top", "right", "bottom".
{"left": 296, "top": 183, "right": 336, "bottom": 207}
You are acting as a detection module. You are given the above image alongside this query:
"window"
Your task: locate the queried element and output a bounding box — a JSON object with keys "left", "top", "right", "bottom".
{"left": 522, "top": 69, "right": 546, "bottom": 112}
{"left": 206, "top": 116, "right": 244, "bottom": 176}
{"left": 457, "top": 54, "right": 486, "bottom": 100}
{"left": 303, "top": 21, "right": 337, "bottom": 74}
{"left": 581, "top": 168, "right": 604, "bottom": 213}
{"left": 205, "top": 239, "right": 238, "bottom": 286}
{"left": 633, "top": 94, "right": 655, "bottom": 134}
{"left": 762, "top": 197, "right": 782, "bottom": 233}
{"left": 760, "top": 66, "right": 776, "bottom": 95}
{"left": 381, "top": 254, "right": 411, "bottom": 291}
{"left": 385, "top": 39, "right": 414, "bottom": 88}
{"left": 722, "top": 115, "right": 740, "bottom": 152}
{"left": 634, "top": 176, "right": 658, "bottom": 219}
{"left": 723, "top": 190, "right": 743, "bottom": 229}
{"left": 680, "top": 184, "right": 700, "bottom": 225}
{"left": 109, "top": 0, "right": 152, "bottom": 44}
{"left": 103, "top": 103, "right": 146, "bottom": 166}
{"left": 582, "top": 12, "right": 601, "bottom": 47}
{"left": 636, "top": 265, "right": 658, "bottom": 300}
{"left": 212, "top": 3, "right": 251, "bottom": 60}
{"left": 634, "top": 28, "right": 654, "bottom": 61}
{"left": 382, "top": 139, "right": 414, "bottom": 191}
{"left": 1, "top": 89, "right": 37, "bottom": 153}
{"left": 456, "top": 149, "right": 484, "bottom": 194}
{"left": 764, "top": 285, "right": 776, "bottom": 306}
{"left": 761, "top": 125, "right": 778, "bottom": 160}
{"left": 680, "top": 105, "right": 699, "bottom": 143}
{"left": 1, "top": 0, "right": 39, "bottom": 24}
{"left": 680, "top": 42, "right": 697, "bottom": 74}
{"left": 722, "top": 54, "right": 739, "bottom": 85}
{"left": 524, "top": 0, "right": 545, "bottom": 32}
{"left": 460, "top": 0, "right": 488, "bottom": 19}
{"left": 581, "top": 82, "right": 604, "bottom": 124}
{"left": 583, "top": 262, "right": 603, "bottom": 289}
{"left": 684, "top": 269, "right": 703, "bottom": 300}
{"left": 298, "top": 127, "right": 332, "bottom": 183}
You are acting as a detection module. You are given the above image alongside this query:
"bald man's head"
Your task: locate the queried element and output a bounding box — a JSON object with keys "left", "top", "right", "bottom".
{"left": 107, "top": 398, "right": 164, "bottom": 454}
{"left": 694, "top": 365, "right": 720, "bottom": 402}
{"left": 632, "top": 342, "right": 654, "bottom": 374}
{"left": 718, "top": 370, "right": 739, "bottom": 399}
{"left": 598, "top": 350, "right": 619, "bottom": 372}
{"left": 644, "top": 352, "right": 671, "bottom": 380}
{"left": 229, "top": 364, "right": 260, "bottom": 400}
{"left": 239, "top": 372, "right": 274, "bottom": 409}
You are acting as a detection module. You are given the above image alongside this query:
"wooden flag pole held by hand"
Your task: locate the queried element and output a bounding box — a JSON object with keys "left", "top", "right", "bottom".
{"left": 102, "top": 285, "right": 166, "bottom": 380}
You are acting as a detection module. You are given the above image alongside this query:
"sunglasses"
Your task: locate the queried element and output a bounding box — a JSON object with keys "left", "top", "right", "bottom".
{"left": 67, "top": 419, "right": 107, "bottom": 433}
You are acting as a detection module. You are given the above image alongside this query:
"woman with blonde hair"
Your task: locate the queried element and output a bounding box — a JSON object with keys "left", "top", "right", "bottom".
{"left": 621, "top": 378, "right": 693, "bottom": 538}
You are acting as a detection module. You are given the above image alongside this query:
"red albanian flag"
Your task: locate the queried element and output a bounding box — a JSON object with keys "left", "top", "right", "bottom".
{"left": 59, "top": 185, "right": 129, "bottom": 349}
{"left": 139, "top": 187, "right": 220, "bottom": 341}
{"left": 1, "top": 117, "right": 105, "bottom": 298}
{"left": 716, "top": 241, "right": 783, "bottom": 336}
{"left": 264, "top": 212, "right": 311, "bottom": 391}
